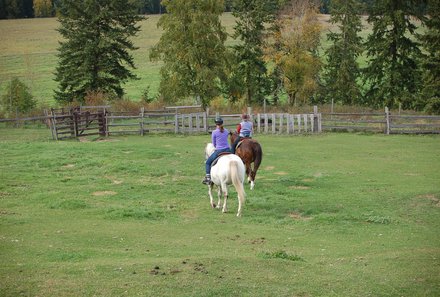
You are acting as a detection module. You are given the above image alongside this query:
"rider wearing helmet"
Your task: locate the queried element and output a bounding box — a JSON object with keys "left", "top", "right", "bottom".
{"left": 231, "top": 113, "right": 253, "bottom": 154}
{"left": 202, "top": 117, "right": 231, "bottom": 185}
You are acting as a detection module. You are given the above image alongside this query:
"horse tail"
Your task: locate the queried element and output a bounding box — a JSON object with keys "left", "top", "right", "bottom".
{"left": 230, "top": 160, "right": 246, "bottom": 214}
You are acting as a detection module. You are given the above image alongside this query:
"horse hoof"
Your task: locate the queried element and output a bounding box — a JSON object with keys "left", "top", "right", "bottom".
{"left": 211, "top": 203, "right": 216, "bottom": 208}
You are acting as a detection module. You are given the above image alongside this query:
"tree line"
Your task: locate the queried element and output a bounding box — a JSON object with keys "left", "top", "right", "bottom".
{"left": 2, "top": 0, "right": 439, "bottom": 115}
{"left": 0, "top": 0, "right": 383, "bottom": 19}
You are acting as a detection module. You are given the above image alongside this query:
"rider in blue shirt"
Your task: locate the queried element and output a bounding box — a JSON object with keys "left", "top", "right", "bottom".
{"left": 231, "top": 113, "right": 253, "bottom": 154}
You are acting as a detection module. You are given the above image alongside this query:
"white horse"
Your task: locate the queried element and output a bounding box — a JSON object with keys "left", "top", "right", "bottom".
{"left": 204, "top": 143, "right": 246, "bottom": 217}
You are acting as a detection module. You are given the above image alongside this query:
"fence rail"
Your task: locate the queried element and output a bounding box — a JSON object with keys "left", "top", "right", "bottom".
{"left": 1, "top": 106, "right": 440, "bottom": 139}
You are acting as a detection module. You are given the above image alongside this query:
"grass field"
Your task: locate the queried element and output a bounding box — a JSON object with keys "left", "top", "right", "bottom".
{"left": 0, "top": 14, "right": 239, "bottom": 108}
{"left": 1, "top": 129, "right": 439, "bottom": 296}
{"left": 0, "top": 13, "right": 380, "bottom": 110}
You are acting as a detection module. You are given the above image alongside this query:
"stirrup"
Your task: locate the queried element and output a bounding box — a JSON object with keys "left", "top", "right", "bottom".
{"left": 202, "top": 177, "right": 212, "bottom": 185}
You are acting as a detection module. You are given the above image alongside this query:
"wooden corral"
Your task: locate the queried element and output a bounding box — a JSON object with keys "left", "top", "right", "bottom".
{"left": 3, "top": 106, "right": 440, "bottom": 139}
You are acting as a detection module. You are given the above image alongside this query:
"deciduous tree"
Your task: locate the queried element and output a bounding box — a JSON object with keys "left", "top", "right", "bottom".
{"left": 33, "top": 0, "right": 52, "bottom": 17}
{"left": 1, "top": 77, "right": 36, "bottom": 115}
{"left": 150, "top": 0, "right": 228, "bottom": 109}
{"left": 272, "top": 0, "right": 321, "bottom": 106}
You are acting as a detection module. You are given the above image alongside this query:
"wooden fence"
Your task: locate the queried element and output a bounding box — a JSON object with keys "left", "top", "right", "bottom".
{"left": 1, "top": 106, "right": 440, "bottom": 138}
{"left": 321, "top": 107, "right": 440, "bottom": 134}
{"left": 48, "top": 109, "right": 106, "bottom": 140}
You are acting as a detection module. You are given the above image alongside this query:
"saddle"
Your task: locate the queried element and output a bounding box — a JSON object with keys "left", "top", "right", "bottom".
{"left": 236, "top": 137, "right": 252, "bottom": 150}
{"left": 211, "top": 152, "right": 232, "bottom": 167}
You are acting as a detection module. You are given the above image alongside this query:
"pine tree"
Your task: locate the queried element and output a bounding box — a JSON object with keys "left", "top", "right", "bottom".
{"left": 150, "top": 0, "right": 227, "bottom": 109}
{"left": 321, "top": 0, "right": 363, "bottom": 105}
{"left": 230, "top": 0, "right": 279, "bottom": 106}
{"left": 363, "top": 0, "right": 424, "bottom": 109}
{"left": 54, "top": 0, "right": 142, "bottom": 103}
{"left": 418, "top": 0, "right": 440, "bottom": 113}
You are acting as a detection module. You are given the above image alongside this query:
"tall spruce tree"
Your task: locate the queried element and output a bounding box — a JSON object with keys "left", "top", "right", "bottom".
{"left": 230, "top": 0, "right": 279, "bottom": 106}
{"left": 321, "top": 0, "right": 363, "bottom": 105}
{"left": 363, "top": 0, "right": 424, "bottom": 109}
{"left": 150, "top": 0, "right": 227, "bottom": 109}
{"left": 54, "top": 0, "right": 142, "bottom": 103}
{"left": 418, "top": 0, "right": 440, "bottom": 113}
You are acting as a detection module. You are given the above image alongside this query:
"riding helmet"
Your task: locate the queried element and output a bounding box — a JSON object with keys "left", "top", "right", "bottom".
{"left": 214, "top": 118, "right": 223, "bottom": 125}
{"left": 241, "top": 113, "right": 249, "bottom": 120}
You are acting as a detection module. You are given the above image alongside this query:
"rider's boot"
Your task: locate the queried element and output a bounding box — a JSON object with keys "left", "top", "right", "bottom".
{"left": 202, "top": 174, "right": 212, "bottom": 185}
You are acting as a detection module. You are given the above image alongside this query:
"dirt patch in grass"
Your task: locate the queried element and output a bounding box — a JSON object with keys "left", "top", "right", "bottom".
{"left": 105, "top": 176, "right": 123, "bottom": 185}
{"left": 62, "top": 164, "right": 75, "bottom": 168}
{"left": 289, "top": 211, "right": 312, "bottom": 221}
{"left": 289, "top": 185, "right": 311, "bottom": 190}
{"left": 264, "top": 166, "right": 275, "bottom": 170}
{"left": 275, "top": 171, "right": 288, "bottom": 175}
{"left": 0, "top": 192, "right": 11, "bottom": 198}
{"left": 95, "top": 138, "right": 119, "bottom": 142}
{"left": 413, "top": 194, "right": 440, "bottom": 208}
{"left": 93, "top": 191, "right": 117, "bottom": 196}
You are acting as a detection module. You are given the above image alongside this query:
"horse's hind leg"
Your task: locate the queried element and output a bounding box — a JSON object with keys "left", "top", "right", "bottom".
{"left": 246, "top": 162, "right": 255, "bottom": 190}
{"left": 221, "top": 184, "right": 228, "bottom": 213}
{"left": 216, "top": 187, "right": 222, "bottom": 209}
{"left": 208, "top": 184, "right": 216, "bottom": 208}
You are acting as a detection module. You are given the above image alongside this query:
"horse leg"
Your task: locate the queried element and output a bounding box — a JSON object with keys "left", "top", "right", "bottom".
{"left": 208, "top": 183, "right": 216, "bottom": 208}
{"left": 216, "top": 187, "right": 222, "bottom": 209}
{"left": 221, "top": 183, "right": 228, "bottom": 213}
{"left": 245, "top": 162, "right": 254, "bottom": 190}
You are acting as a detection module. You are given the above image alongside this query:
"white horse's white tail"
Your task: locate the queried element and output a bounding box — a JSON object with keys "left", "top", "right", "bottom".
{"left": 230, "top": 160, "right": 246, "bottom": 216}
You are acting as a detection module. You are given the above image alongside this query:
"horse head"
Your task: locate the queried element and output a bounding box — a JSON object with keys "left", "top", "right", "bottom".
{"left": 229, "top": 131, "right": 239, "bottom": 143}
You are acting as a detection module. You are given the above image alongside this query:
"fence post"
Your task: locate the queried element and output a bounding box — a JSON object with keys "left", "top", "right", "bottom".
{"left": 264, "top": 114, "right": 268, "bottom": 134}
{"left": 105, "top": 112, "right": 109, "bottom": 137}
{"left": 385, "top": 107, "right": 390, "bottom": 135}
{"left": 257, "top": 113, "right": 261, "bottom": 134}
{"left": 189, "top": 114, "right": 193, "bottom": 133}
{"left": 45, "top": 109, "right": 54, "bottom": 139}
{"left": 303, "top": 114, "right": 308, "bottom": 132}
{"left": 140, "top": 107, "right": 144, "bottom": 136}
{"left": 279, "top": 113, "right": 283, "bottom": 134}
{"left": 174, "top": 113, "right": 179, "bottom": 134}
{"left": 271, "top": 114, "right": 276, "bottom": 134}
{"left": 313, "top": 106, "right": 319, "bottom": 133}
{"left": 73, "top": 112, "right": 78, "bottom": 137}
{"left": 50, "top": 109, "right": 58, "bottom": 140}
{"left": 291, "top": 114, "right": 295, "bottom": 133}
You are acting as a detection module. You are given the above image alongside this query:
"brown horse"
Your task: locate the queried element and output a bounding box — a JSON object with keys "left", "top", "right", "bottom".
{"left": 230, "top": 131, "right": 263, "bottom": 190}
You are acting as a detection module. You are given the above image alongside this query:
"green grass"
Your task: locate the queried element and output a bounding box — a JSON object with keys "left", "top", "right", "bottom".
{"left": 0, "top": 14, "right": 238, "bottom": 108}
{"left": 1, "top": 129, "right": 439, "bottom": 296}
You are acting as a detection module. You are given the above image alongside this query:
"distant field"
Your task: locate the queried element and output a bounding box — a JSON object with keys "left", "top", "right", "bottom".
{"left": 0, "top": 129, "right": 439, "bottom": 296}
{"left": 0, "top": 14, "right": 238, "bottom": 108}
{"left": 0, "top": 13, "right": 420, "bottom": 109}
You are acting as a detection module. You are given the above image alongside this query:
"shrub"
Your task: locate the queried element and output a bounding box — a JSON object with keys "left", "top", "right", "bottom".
{"left": 1, "top": 77, "right": 36, "bottom": 115}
